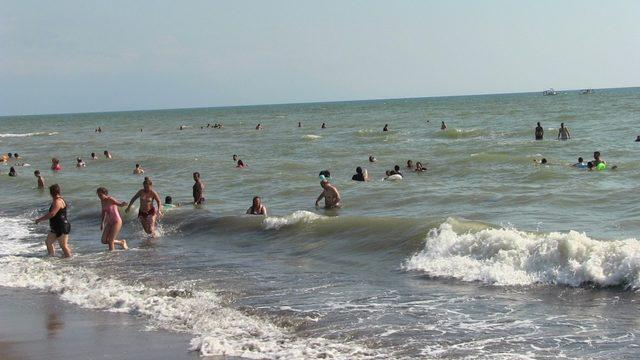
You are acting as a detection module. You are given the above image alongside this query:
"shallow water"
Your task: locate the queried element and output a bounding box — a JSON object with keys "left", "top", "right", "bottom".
{"left": 1, "top": 88, "right": 640, "bottom": 358}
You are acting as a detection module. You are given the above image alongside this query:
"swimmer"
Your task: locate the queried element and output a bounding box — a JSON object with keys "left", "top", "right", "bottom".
{"left": 369, "top": 155, "right": 377, "bottom": 163}
{"left": 383, "top": 124, "right": 389, "bottom": 132}
{"left": 233, "top": 154, "right": 238, "bottom": 162}
{"left": 415, "top": 162, "right": 427, "bottom": 172}
{"left": 34, "top": 184, "right": 72, "bottom": 258}
{"left": 13, "top": 153, "right": 19, "bottom": 160}
{"left": 406, "top": 160, "right": 413, "bottom": 169}
{"left": 125, "top": 178, "right": 162, "bottom": 237}
{"left": 384, "top": 170, "right": 403, "bottom": 181}
{"left": 192, "top": 172, "right": 205, "bottom": 204}
{"left": 587, "top": 161, "right": 595, "bottom": 171}
{"left": 572, "top": 157, "right": 587, "bottom": 169}
{"left": 34, "top": 170, "right": 45, "bottom": 189}
{"left": 321, "top": 123, "right": 327, "bottom": 129}
{"left": 319, "top": 169, "right": 331, "bottom": 182}
{"left": 534, "top": 158, "right": 548, "bottom": 165}
{"left": 557, "top": 123, "right": 571, "bottom": 140}
{"left": 246, "top": 196, "right": 267, "bottom": 216}
{"left": 179, "top": 125, "right": 184, "bottom": 130}
{"left": 593, "top": 151, "right": 605, "bottom": 166}
{"left": 352, "top": 166, "right": 368, "bottom": 182}
{"left": 8, "top": 167, "right": 16, "bottom": 177}
{"left": 7, "top": 153, "right": 13, "bottom": 159}
{"left": 96, "top": 187, "right": 128, "bottom": 251}
{"left": 256, "top": 123, "right": 263, "bottom": 130}
{"left": 104, "top": 150, "right": 112, "bottom": 159}
{"left": 298, "top": 122, "right": 302, "bottom": 128}
{"left": 51, "top": 158, "right": 61, "bottom": 171}
{"left": 535, "top": 122, "right": 544, "bottom": 140}
{"left": 76, "top": 157, "right": 86, "bottom": 168}
{"left": 133, "top": 163, "right": 144, "bottom": 175}
{"left": 636, "top": 135, "right": 640, "bottom": 142}
{"left": 392, "top": 165, "right": 403, "bottom": 177}
{"left": 98, "top": 126, "right": 102, "bottom": 133}
{"left": 91, "top": 152, "right": 98, "bottom": 160}
{"left": 441, "top": 121, "right": 447, "bottom": 130}
{"left": 236, "top": 159, "right": 246, "bottom": 168}
{"left": 163, "top": 196, "right": 180, "bottom": 208}
{"left": 315, "top": 180, "right": 341, "bottom": 209}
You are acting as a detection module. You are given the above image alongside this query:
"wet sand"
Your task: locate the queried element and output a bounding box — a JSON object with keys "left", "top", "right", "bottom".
{"left": 0, "top": 286, "right": 198, "bottom": 360}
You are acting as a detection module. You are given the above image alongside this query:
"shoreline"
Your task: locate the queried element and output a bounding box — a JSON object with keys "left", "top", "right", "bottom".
{"left": 0, "top": 286, "right": 200, "bottom": 360}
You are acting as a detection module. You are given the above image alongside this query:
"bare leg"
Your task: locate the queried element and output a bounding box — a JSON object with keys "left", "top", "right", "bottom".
{"left": 45, "top": 232, "right": 57, "bottom": 256}
{"left": 57, "top": 235, "right": 72, "bottom": 258}
{"left": 148, "top": 214, "right": 158, "bottom": 237}
{"left": 139, "top": 216, "right": 151, "bottom": 234}
{"left": 107, "top": 221, "right": 127, "bottom": 250}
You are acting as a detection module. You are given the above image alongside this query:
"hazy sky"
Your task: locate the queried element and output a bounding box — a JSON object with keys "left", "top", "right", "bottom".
{"left": 1, "top": 0, "right": 638, "bottom": 115}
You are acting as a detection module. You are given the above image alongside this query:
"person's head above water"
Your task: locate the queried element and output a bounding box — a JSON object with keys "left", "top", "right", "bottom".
{"left": 356, "top": 166, "right": 363, "bottom": 174}
{"left": 91, "top": 152, "right": 96, "bottom": 158}
{"left": 237, "top": 159, "right": 244, "bottom": 167}
{"left": 34, "top": 170, "right": 40, "bottom": 176}
{"left": 143, "top": 178, "right": 152, "bottom": 191}
{"left": 96, "top": 187, "right": 109, "bottom": 199}
{"left": 13, "top": 153, "right": 18, "bottom": 158}
{"left": 560, "top": 123, "right": 565, "bottom": 128}
{"left": 49, "top": 183, "right": 61, "bottom": 198}
{"left": 407, "top": 160, "right": 413, "bottom": 168}
{"left": 193, "top": 172, "right": 200, "bottom": 180}
{"left": 541, "top": 158, "right": 547, "bottom": 164}
{"left": 165, "top": 196, "right": 172, "bottom": 204}
{"left": 394, "top": 165, "right": 400, "bottom": 172}
{"left": 233, "top": 154, "right": 238, "bottom": 161}
{"left": 587, "top": 161, "right": 594, "bottom": 170}
{"left": 537, "top": 122, "right": 541, "bottom": 126}
{"left": 369, "top": 156, "right": 376, "bottom": 162}
{"left": 104, "top": 150, "right": 108, "bottom": 155}
{"left": 319, "top": 169, "right": 331, "bottom": 181}
{"left": 135, "top": 163, "right": 140, "bottom": 168}
{"left": 77, "top": 157, "right": 83, "bottom": 163}
{"left": 578, "top": 157, "right": 583, "bottom": 163}
{"left": 593, "top": 151, "right": 601, "bottom": 159}
{"left": 252, "top": 196, "right": 261, "bottom": 207}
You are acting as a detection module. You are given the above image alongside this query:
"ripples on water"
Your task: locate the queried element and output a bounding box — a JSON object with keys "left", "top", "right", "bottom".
{"left": 1, "top": 88, "right": 640, "bottom": 358}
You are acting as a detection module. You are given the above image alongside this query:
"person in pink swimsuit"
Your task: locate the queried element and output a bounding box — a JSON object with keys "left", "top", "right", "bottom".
{"left": 97, "top": 187, "right": 129, "bottom": 251}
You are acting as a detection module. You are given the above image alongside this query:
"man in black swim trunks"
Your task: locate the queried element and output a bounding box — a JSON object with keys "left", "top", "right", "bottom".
{"left": 193, "top": 172, "right": 205, "bottom": 205}
{"left": 535, "top": 122, "right": 544, "bottom": 140}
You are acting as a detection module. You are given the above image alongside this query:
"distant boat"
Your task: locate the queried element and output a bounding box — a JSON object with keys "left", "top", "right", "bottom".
{"left": 581, "top": 88, "right": 594, "bottom": 94}
{"left": 542, "top": 88, "right": 558, "bottom": 96}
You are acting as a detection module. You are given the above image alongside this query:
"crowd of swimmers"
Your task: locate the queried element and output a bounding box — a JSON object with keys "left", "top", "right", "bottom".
{"left": 0, "top": 119, "right": 631, "bottom": 259}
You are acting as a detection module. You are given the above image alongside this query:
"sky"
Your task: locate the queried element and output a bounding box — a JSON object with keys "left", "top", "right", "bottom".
{"left": 1, "top": 0, "right": 639, "bottom": 116}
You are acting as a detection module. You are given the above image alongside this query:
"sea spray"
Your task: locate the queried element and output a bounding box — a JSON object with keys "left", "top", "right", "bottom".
{"left": 405, "top": 219, "right": 640, "bottom": 289}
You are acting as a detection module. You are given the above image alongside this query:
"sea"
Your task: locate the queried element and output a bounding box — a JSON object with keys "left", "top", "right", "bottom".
{"left": 1, "top": 87, "right": 639, "bottom": 359}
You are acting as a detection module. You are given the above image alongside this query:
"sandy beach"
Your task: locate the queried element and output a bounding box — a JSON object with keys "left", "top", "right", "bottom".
{"left": 0, "top": 286, "right": 198, "bottom": 360}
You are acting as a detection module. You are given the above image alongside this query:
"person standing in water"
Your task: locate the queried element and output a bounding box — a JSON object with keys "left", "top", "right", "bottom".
{"left": 96, "top": 187, "right": 128, "bottom": 251}
{"left": 192, "top": 172, "right": 205, "bottom": 204}
{"left": 34, "top": 170, "right": 45, "bottom": 189}
{"left": 51, "top": 158, "right": 61, "bottom": 171}
{"left": 104, "top": 150, "right": 112, "bottom": 159}
{"left": 133, "top": 163, "right": 144, "bottom": 175}
{"left": 315, "top": 180, "right": 341, "bottom": 209}
{"left": 535, "top": 122, "right": 544, "bottom": 140}
{"left": 441, "top": 121, "right": 447, "bottom": 130}
{"left": 246, "top": 196, "right": 267, "bottom": 216}
{"left": 34, "top": 184, "right": 72, "bottom": 258}
{"left": 126, "top": 178, "right": 162, "bottom": 237}
{"left": 557, "top": 123, "right": 571, "bottom": 140}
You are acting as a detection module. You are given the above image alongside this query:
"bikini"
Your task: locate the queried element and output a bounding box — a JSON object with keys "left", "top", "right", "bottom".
{"left": 138, "top": 206, "right": 156, "bottom": 219}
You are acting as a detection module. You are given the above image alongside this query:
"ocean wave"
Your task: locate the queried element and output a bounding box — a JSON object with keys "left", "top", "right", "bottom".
{"left": 0, "top": 216, "right": 378, "bottom": 359}
{"left": 437, "top": 128, "right": 488, "bottom": 139}
{"left": 404, "top": 219, "right": 640, "bottom": 289}
{"left": 263, "top": 210, "right": 327, "bottom": 230}
{"left": 303, "top": 134, "right": 322, "bottom": 140}
{"left": 0, "top": 131, "right": 58, "bottom": 137}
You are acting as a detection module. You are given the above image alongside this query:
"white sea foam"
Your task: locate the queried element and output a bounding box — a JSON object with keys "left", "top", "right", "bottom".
{"left": 263, "top": 210, "right": 326, "bottom": 230}
{"left": 404, "top": 219, "right": 640, "bottom": 289}
{"left": 0, "top": 131, "right": 58, "bottom": 137}
{"left": 303, "top": 134, "right": 322, "bottom": 140}
{"left": 0, "top": 216, "right": 376, "bottom": 358}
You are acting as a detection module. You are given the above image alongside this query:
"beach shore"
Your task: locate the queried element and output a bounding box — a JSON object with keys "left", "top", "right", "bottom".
{"left": 0, "top": 286, "right": 199, "bottom": 360}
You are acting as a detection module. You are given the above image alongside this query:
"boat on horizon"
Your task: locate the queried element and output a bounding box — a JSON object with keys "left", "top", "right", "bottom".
{"left": 581, "top": 88, "right": 594, "bottom": 94}
{"left": 542, "top": 88, "right": 558, "bottom": 96}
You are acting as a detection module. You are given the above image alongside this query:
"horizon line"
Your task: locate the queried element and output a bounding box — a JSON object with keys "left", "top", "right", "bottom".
{"left": 2, "top": 85, "right": 638, "bottom": 118}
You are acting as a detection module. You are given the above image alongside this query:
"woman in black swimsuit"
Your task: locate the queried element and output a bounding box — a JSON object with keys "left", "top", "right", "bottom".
{"left": 246, "top": 196, "right": 267, "bottom": 216}
{"left": 35, "top": 184, "right": 72, "bottom": 258}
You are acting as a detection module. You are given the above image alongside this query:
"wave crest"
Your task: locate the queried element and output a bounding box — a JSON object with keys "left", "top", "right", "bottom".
{"left": 0, "top": 131, "right": 58, "bottom": 137}
{"left": 263, "top": 210, "right": 326, "bottom": 230}
{"left": 404, "top": 220, "right": 640, "bottom": 289}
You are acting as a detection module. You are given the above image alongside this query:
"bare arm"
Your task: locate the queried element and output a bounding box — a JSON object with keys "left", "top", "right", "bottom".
{"left": 125, "top": 190, "right": 142, "bottom": 213}
{"left": 261, "top": 206, "right": 268, "bottom": 217}
{"left": 315, "top": 191, "right": 325, "bottom": 207}
{"left": 153, "top": 190, "right": 162, "bottom": 214}
{"left": 35, "top": 199, "right": 63, "bottom": 224}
